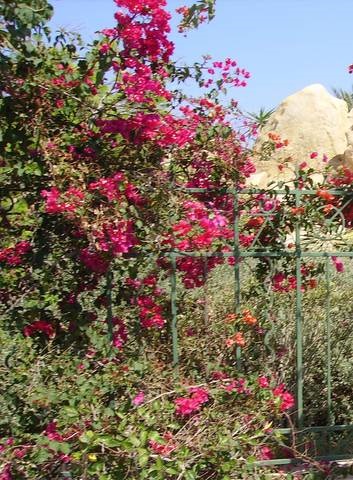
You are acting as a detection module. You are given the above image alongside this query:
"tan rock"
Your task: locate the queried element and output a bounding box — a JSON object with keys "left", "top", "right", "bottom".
{"left": 251, "top": 84, "right": 350, "bottom": 187}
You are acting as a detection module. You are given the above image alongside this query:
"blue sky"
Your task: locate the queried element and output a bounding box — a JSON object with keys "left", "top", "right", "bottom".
{"left": 50, "top": 0, "right": 353, "bottom": 114}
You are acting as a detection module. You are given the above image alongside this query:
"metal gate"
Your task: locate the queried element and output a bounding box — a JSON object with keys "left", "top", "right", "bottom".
{"left": 169, "top": 180, "right": 353, "bottom": 466}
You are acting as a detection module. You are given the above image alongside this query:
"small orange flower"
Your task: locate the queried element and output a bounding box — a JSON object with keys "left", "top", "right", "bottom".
{"left": 323, "top": 204, "right": 334, "bottom": 214}
{"left": 234, "top": 332, "right": 245, "bottom": 347}
{"left": 268, "top": 132, "right": 280, "bottom": 141}
{"left": 268, "top": 132, "right": 288, "bottom": 148}
{"left": 291, "top": 207, "right": 305, "bottom": 215}
{"left": 316, "top": 189, "right": 335, "bottom": 202}
{"left": 242, "top": 309, "right": 257, "bottom": 326}
{"left": 225, "top": 332, "right": 245, "bottom": 348}
{"left": 225, "top": 337, "right": 236, "bottom": 348}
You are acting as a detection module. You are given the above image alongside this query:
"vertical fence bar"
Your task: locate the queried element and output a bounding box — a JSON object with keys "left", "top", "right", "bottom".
{"left": 295, "top": 184, "right": 304, "bottom": 428}
{"left": 325, "top": 256, "right": 333, "bottom": 425}
{"left": 324, "top": 256, "right": 333, "bottom": 454}
{"left": 106, "top": 268, "right": 114, "bottom": 346}
{"left": 233, "top": 188, "right": 242, "bottom": 369}
{"left": 203, "top": 256, "right": 209, "bottom": 327}
{"left": 170, "top": 252, "right": 179, "bottom": 373}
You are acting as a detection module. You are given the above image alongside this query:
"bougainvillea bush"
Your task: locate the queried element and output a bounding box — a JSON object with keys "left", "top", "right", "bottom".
{"left": 1, "top": 0, "right": 353, "bottom": 478}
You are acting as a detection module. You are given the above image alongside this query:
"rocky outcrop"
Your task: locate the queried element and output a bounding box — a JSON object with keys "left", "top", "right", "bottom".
{"left": 251, "top": 84, "right": 353, "bottom": 187}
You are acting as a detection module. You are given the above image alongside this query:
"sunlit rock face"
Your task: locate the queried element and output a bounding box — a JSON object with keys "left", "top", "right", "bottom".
{"left": 251, "top": 84, "right": 352, "bottom": 187}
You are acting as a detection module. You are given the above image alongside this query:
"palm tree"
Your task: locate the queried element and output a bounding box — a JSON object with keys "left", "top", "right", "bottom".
{"left": 332, "top": 86, "right": 353, "bottom": 111}
{"left": 246, "top": 106, "right": 275, "bottom": 129}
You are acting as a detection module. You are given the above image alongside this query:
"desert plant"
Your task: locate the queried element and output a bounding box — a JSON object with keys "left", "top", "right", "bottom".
{"left": 332, "top": 86, "right": 353, "bottom": 111}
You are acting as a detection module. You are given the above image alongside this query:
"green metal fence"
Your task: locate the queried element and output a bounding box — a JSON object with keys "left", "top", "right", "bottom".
{"left": 169, "top": 183, "right": 353, "bottom": 466}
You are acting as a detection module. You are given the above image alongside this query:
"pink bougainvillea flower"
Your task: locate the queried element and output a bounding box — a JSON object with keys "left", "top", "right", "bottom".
{"left": 0, "top": 241, "right": 31, "bottom": 266}
{"left": 174, "top": 387, "right": 209, "bottom": 416}
{"left": 132, "top": 391, "right": 145, "bottom": 406}
{"left": 258, "top": 376, "right": 269, "bottom": 388}
{"left": 136, "top": 295, "right": 166, "bottom": 329}
{"left": 149, "top": 432, "right": 176, "bottom": 456}
{"left": 272, "top": 383, "right": 295, "bottom": 412}
{"left": 259, "top": 446, "right": 274, "bottom": 460}
{"left": 13, "top": 448, "right": 27, "bottom": 459}
{"left": 93, "top": 220, "right": 137, "bottom": 256}
{"left": 23, "top": 320, "right": 55, "bottom": 338}
{"left": 99, "top": 43, "right": 110, "bottom": 54}
{"left": 0, "top": 464, "right": 12, "bottom": 480}
{"left": 44, "top": 421, "right": 64, "bottom": 441}
{"left": 211, "top": 370, "right": 228, "bottom": 380}
{"left": 79, "top": 248, "right": 110, "bottom": 274}
{"left": 279, "top": 391, "right": 295, "bottom": 411}
{"left": 111, "top": 317, "right": 128, "bottom": 349}
{"left": 223, "top": 378, "right": 249, "bottom": 394}
{"left": 41, "top": 186, "right": 85, "bottom": 214}
{"left": 310, "top": 151, "right": 318, "bottom": 159}
{"left": 332, "top": 256, "right": 344, "bottom": 273}
{"left": 272, "top": 272, "right": 296, "bottom": 293}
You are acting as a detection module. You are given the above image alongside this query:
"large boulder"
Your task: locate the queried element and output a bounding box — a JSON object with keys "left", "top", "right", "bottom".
{"left": 251, "top": 84, "right": 351, "bottom": 187}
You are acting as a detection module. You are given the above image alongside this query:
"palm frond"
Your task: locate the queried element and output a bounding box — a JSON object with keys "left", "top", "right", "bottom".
{"left": 332, "top": 86, "right": 353, "bottom": 111}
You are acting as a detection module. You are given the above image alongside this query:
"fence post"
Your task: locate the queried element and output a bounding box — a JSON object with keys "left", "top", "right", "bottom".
{"left": 233, "top": 187, "right": 242, "bottom": 370}
{"left": 295, "top": 180, "right": 304, "bottom": 429}
{"left": 170, "top": 252, "right": 179, "bottom": 374}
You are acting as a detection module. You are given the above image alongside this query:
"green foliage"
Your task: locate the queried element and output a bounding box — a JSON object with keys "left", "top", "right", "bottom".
{"left": 246, "top": 107, "right": 276, "bottom": 130}
{"left": 332, "top": 86, "right": 353, "bottom": 111}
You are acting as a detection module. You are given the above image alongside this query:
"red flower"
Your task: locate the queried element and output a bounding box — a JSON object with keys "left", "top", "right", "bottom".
{"left": 316, "top": 189, "right": 334, "bottom": 202}
{"left": 23, "top": 320, "right": 55, "bottom": 338}
{"left": 0, "top": 241, "right": 31, "bottom": 266}
{"left": 149, "top": 432, "right": 176, "bottom": 456}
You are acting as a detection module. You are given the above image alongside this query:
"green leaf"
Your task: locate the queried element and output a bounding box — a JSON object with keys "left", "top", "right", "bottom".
{"left": 79, "top": 430, "right": 95, "bottom": 444}
{"left": 184, "top": 471, "right": 196, "bottom": 480}
{"left": 129, "top": 435, "right": 140, "bottom": 447}
{"left": 63, "top": 406, "right": 79, "bottom": 418}
{"left": 59, "top": 442, "right": 71, "bottom": 455}
{"left": 96, "top": 435, "right": 121, "bottom": 448}
{"left": 138, "top": 449, "right": 149, "bottom": 467}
